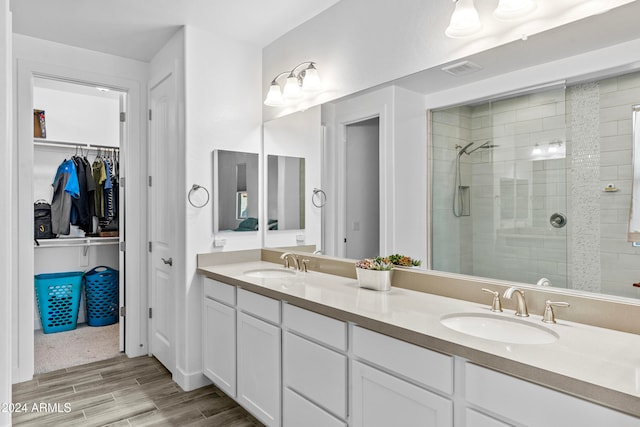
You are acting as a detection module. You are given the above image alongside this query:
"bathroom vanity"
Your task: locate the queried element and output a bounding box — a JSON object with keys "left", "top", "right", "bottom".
{"left": 198, "top": 250, "right": 640, "bottom": 427}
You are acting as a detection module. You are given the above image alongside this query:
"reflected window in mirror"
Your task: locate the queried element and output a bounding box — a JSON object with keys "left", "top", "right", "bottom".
{"left": 214, "top": 150, "right": 259, "bottom": 232}
{"left": 267, "top": 155, "right": 305, "bottom": 231}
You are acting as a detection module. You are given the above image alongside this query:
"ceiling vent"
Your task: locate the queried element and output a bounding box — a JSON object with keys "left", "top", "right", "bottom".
{"left": 441, "top": 61, "right": 483, "bottom": 76}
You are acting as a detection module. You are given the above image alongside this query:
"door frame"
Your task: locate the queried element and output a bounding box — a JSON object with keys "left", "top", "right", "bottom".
{"left": 14, "top": 60, "right": 147, "bottom": 383}
{"left": 330, "top": 93, "right": 393, "bottom": 259}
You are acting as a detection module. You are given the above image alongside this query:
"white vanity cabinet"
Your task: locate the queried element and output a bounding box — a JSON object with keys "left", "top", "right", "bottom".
{"left": 236, "top": 288, "right": 282, "bottom": 427}
{"left": 202, "top": 278, "right": 237, "bottom": 397}
{"left": 351, "top": 326, "right": 454, "bottom": 427}
{"left": 463, "top": 362, "right": 640, "bottom": 427}
{"left": 282, "top": 304, "right": 348, "bottom": 427}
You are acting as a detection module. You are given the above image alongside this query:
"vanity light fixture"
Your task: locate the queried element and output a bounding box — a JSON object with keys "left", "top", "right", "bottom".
{"left": 445, "top": 0, "right": 538, "bottom": 38}
{"left": 547, "top": 140, "right": 562, "bottom": 153}
{"left": 264, "top": 62, "right": 321, "bottom": 107}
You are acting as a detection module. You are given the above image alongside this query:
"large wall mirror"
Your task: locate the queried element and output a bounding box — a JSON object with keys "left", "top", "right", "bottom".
{"left": 267, "top": 155, "right": 305, "bottom": 231}
{"left": 430, "top": 74, "right": 640, "bottom": 299}
{"left": 213, "top": 149, "right": 259, "bottom": 232}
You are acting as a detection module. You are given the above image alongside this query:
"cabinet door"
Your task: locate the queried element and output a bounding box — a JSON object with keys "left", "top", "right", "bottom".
{"left": 284, "top": 388, "right": 346, "bottom": 427}
{"left": 351, "top": 361, "right": 453, "bottom": 427}
{"left": 203, "top": 297, "right": 236, "bottom": 397}
{"left": 284, "top": 331, "right": 347, "bottom": 418}
{"left": 237, "top": 311, "right": 281, "bottom": 427}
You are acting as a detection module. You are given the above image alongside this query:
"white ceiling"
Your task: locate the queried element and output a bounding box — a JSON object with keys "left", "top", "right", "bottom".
{"left": 10, "top": 0, "right": 342, "bottom": 62}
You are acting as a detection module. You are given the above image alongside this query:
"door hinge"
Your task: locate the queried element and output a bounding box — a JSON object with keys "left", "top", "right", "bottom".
{"left": 148, "top": 307, "right": 153, "bottom": 319}
{"left": 148, "top": 241, "right": 152, "bottom": 252}
{"left": 120, "top": 112, "right": 126, "bottom": 122}
{"left": 148, "top": 109, "right": 152, "bottom": 120}
{"left": 148, "top": 176, "right": 152, "bottom": 187}
{"left": 120, "top": 176, "right": 125, "bottom": 188}
{"left": 120, "top": 306, "right": 126, "bottom": 317}
{"left": 119, "top": 241, "right": 126, "bottom": 252}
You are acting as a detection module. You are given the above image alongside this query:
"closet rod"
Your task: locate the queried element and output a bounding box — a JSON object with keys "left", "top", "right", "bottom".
{"left": 34, "top": 138, "right": 119, "bottom": 151}
{"left": 34, "top": 237, "right": 119, "bottom": 249}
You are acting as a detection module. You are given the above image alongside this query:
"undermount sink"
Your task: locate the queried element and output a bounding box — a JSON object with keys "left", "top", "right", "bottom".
{"left": 440, "top": 313, "right": 559, "bottom": 345}
{"left": 243, "top": 268, "right": 296, "bottom": 279}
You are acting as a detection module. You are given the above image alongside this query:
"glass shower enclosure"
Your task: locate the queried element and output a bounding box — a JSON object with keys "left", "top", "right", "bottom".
{"left": 431, "top": 72, "right": 640, "bottom": 299}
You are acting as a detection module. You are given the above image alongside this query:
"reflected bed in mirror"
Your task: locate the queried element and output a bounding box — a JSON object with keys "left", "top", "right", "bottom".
{"left": 267, "top": 155, "right": 305, "bottom": 231}
{"left": 213, "top": 149, "right": 259, "bottom": 232}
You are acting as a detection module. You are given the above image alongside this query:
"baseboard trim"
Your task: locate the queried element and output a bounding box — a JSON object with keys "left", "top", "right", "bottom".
{"left": 173, "top": 366, "right": 210, "bottom": 391}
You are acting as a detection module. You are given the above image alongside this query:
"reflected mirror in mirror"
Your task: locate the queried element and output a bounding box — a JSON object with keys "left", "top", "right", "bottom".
{"left": 214, "top": 150, "right": 259, "bottom": 232}
{"left": 430, "top": 71, "right": 640, "bottom": 299}
{"left": 267, "top": 155, "right": 305, "bottom": 231}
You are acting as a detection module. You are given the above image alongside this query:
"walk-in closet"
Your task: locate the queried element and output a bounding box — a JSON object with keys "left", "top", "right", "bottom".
{"left": 32, "top": 77, "right": 125, "bottom": 373}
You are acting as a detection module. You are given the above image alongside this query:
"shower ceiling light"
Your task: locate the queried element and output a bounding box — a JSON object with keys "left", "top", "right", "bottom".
{"left": 445, "top": 0, "right": 538, "bottom": 38}
{"left": 264, "top": 62, "right": 322, "bottom": 107}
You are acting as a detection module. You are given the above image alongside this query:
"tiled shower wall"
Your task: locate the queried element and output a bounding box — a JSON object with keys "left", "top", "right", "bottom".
{"left": 431, "top": 71, "right": 640, "bottom": 299}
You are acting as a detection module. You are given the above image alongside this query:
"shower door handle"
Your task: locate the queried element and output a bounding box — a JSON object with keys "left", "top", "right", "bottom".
{"left": 550, "top": 213, "right": 567, "bottom": 228}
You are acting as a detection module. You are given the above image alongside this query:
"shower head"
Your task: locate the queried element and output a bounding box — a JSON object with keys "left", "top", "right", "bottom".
{"left": 457, "top": 142, "right": 475, "bottom": 156}
{"left": 466, "top": 141, "right": 499, "bottom": 154}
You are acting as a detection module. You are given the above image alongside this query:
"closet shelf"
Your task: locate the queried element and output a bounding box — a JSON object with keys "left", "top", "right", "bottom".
{"left": 34, "top": 236, "right": 119, "bottom": 249}
{"left": 34, "top": 138, "right": 119, "bottom": 151}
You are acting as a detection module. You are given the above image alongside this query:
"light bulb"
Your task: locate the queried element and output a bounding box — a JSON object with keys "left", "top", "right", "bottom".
{"left": 283, "top": 75, "right": 302, "bottom": 100}
{"left": 532, "top": 144, "right": 541, "bottom": 155}
{"left": 494, "top": 0, "right": 537, "bottom": 21}
{"left": 302, "top": 64, "right": 321, "bottom": 92}
{"left": 264, "top": 83, "right": 284, "bottom": 106}
{"left": 445, "top": 0, "right": 482, "bottom": 38}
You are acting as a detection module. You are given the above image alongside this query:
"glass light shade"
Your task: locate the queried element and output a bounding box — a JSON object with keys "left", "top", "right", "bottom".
{"left": 283, "top": 75, "right": 302, "bottom": 100}
{"left": 302, "top": 66, "right": 321, "bottom": 92}
{"left": 445, "top": 0, "right": 482, "bottom": 38}
{"left": 264, "top": 83, "right": 284, "bottom": 106}
{"left": 494, "top": 0, "right": 537, "bottom": 21}
{"left": 532, "top": 144, "right": 542, "bottom": 155}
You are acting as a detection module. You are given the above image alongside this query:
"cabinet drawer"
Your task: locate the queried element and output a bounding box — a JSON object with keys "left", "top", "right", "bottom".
{"left": 465, "top": 363, "right": 640, "bottom": 427}
{"left": 352, "top": 326, "right": 453, "bottom": 394}
{"left": 351, "top": 360, "right": 453, "bottom": 427}
{"left": 283, "top": 304, "right": 347, "bottom": 350}
{"left": 284, "top": 332, "right": 347, "bottom": 418}
{"left": 284, "top": 388, "right": 346, "bottom": 427}
{"left": 465, "top": 409, "right": 512, "bottom": 427}
{"left": 203, "top": 277, "right": 236, "bottom": 306}
{"left": 237, "top": 288, "right": 280, "bottom": 324}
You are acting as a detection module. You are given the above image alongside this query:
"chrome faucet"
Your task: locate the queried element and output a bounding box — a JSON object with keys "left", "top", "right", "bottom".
{"left": 280, "top": 252, "right": 300, "bottom": 271}
{"left": 503, "top": 287, "right": 529, "bottom": 317}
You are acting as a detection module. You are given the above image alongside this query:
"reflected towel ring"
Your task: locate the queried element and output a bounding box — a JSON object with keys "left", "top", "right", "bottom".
{"left": 312, "top": 188, "right": 327, "bottom": 208}
{"left": 188, "top": 184, "right": 210, "bottom": 208}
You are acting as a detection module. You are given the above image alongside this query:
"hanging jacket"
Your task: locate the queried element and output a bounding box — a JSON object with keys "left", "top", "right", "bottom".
{"left": 51, "top": 159, "right": 79, "bottom": 235}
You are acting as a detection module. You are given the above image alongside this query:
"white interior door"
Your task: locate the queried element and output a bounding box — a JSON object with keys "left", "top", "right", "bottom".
{"left": 148, "top": 73, "right": 176, "bottom": 372}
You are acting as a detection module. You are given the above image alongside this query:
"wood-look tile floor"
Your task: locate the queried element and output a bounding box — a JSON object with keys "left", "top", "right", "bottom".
{"left": 12, "top": 355, "right": 264, "bottom": 427}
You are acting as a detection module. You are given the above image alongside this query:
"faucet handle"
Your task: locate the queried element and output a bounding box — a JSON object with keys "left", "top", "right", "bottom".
{"left": 481, "top": 288, "right": 503, "bottom": 312}
{"left": 542, "top": 300, "right": 570, "bottom": 324}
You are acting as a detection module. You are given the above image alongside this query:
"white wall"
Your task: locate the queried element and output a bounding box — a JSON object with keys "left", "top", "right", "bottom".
{"left": 0, "top": 1, "right": 10, "bottom": 425}
{"left": 179, "top": 25, "right": 262, "bottom": 390}
{"left": 33, "top": 85, "right": 120, "bottom": 146}
{"left": 12, "top": 34, "right": 149, "bottom": 383}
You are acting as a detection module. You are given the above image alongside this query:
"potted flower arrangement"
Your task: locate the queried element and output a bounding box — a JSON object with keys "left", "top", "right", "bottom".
{"left": 355, "top": 257, "right": 394, "bottom": 291}
{"left": 384, "top": 254, "right": 421, "bottom": 268}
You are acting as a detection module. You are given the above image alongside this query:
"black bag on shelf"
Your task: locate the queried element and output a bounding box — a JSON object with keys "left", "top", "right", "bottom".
{"left": 34, "top": 200, "right": 55, "bottom": 240}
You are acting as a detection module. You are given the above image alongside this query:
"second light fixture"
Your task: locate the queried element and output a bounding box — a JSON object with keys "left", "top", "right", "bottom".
{"left": 445, "top": 0, "right": 537, "bottom": 38}
{"left": 264, "top": 62, "right": 321, "bottom": 107}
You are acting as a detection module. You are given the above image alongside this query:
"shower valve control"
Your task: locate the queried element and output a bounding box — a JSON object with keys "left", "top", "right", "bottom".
{"left": 550, "top": 213, "right": 567, "bottom": 228}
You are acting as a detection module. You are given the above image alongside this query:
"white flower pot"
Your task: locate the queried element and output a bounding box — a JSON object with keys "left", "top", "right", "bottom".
{"left": 356, "top": 267, "right": 393, "bottom": 291}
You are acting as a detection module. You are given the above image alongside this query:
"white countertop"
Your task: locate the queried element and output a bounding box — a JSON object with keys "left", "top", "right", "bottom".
{"left": 199, "top": 260, "right": 640, "bottom": 414}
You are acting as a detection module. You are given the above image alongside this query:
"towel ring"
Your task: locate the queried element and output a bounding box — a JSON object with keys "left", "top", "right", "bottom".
{"left": 312, "top": 188, "right": 327, "bottom": 208}
{"left": 188, "top": 184, "right": 210, "bottom": 208}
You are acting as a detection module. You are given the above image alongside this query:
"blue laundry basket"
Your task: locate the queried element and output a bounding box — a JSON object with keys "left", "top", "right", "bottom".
{"left": 34, "top": 271, "right": 83, "bottom": 334}
{"left": 84, "top": 266, "right": 119, "bottom": 327}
